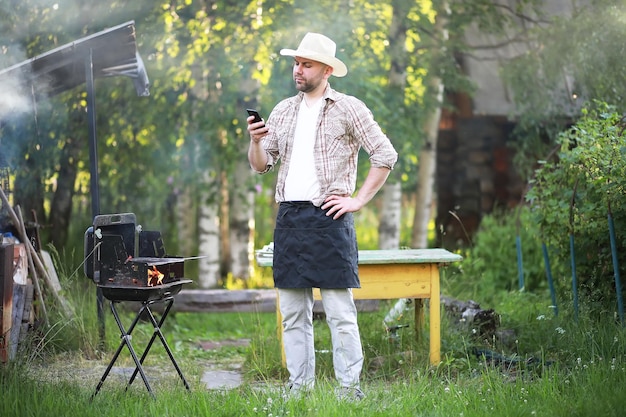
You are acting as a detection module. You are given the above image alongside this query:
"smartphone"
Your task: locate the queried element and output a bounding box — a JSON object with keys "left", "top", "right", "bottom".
{"left": 246, "top": 108, "right": 264, "bottom": 126}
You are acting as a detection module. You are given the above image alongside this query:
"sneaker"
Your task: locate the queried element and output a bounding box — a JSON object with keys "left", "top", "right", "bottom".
{"left": 335, "top": 386, "right": 365, "bottom": 401}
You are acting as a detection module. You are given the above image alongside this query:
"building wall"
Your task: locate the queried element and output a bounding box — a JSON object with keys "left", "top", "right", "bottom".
{"left": 436, "top": 116, "right": 525, "bottom": 247}
{"left": 434, "top": 0, "right": 585, "bottom": 247}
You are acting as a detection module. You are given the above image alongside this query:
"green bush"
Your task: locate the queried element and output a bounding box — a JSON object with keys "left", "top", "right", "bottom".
{"left": 527, "top": 102, "right": 626, "bottom": 317}
{"left": 448, "top": 206, "right": 550, "bottom": 306}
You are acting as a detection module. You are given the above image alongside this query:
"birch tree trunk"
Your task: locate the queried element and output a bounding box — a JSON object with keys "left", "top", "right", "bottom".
{"left": 176, "top": 186, "right": 195, "bottom": 257}
{"left": 229, "top": 158, "right": 254, "bottom": 279}
{"left": 236, "top": 57, "right": 262, "bottom": 280}
{"left": 411, "top": 1, "right": 449, "bottom": 249}
{"left": 410, "top": 104, "right": 441, "bottom": 249}
{"left": 184, "top": 49, "right": 224, "bottom": 287}
{"left": 378, "top": 182, "right": 402, "bottom": 250}
{"left": 377, "top": 0, "right": 408, "bottom": 250}
{"left": 197, "top": 173, "right": 221, "bottom": 288}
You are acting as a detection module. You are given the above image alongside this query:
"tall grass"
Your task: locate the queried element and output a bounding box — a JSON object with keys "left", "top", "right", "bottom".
{"left": 2, "top": 333, "right": 626, "bottom": 417}
{"left": 3, "top": 249, "right": 626, "bottom": 416}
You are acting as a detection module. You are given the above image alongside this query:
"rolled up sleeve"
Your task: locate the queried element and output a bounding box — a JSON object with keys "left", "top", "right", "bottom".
{"left": 347, "top": 99, "right": 398, "bottom": 170}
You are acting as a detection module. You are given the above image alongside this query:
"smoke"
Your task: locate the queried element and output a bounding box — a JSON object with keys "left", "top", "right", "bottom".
{"left": 0, "top": 72, "right": 34, "bottom": 120}
{"left": 0, "top": 12, "right": 37, "bottom": 121}
{"left": 0, "top": 0, "right": 151, "bottom": 120}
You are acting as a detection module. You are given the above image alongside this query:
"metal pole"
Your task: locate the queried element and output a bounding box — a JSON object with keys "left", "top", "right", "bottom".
{"left": 515, "top": 235, "right": 524, "bottom": 290}
{"left": 515, "top": 207, "right": 524, "bottom": 290}
{"left": 570, "top": 234, "right": 578, "bottom": 322}
{"left": 608, "top": 212, "right": 624, "bottom": 326}
{"left": 85, "top": 49, "right": 105, "bottom": 345}
{"left": 542, "top": 242, "right": 558, "bottom": 317}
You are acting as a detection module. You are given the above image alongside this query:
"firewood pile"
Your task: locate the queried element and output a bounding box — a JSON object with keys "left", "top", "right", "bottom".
{"left": 0, "top": 186, "right": 72, "bottom": 362}
{"left": 0, "top": 242, "right": 34, "bottom": 361}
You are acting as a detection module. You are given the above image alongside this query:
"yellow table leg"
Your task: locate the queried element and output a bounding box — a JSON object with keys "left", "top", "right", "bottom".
{"left": 429, "top": 266, "right": 441, "bottom": 365}
{"left": 414, "top": 298, "right": 424, "bottom": 343}
{"left": 276, "top": 290, "right": 286, "bottom": 367}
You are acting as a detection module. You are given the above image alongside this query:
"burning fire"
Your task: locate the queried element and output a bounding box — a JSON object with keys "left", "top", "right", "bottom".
{"left": 147, "top": 265, "right": 165, "bottom": 286}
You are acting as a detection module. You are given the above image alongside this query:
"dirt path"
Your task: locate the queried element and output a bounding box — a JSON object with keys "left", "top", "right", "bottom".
{"left": 29, "top": 339, "right": 251, "bottom": 393}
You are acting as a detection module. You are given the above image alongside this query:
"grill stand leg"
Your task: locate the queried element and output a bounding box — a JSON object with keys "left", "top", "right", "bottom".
{"left": 92, "top": 296, "right": 191, "bottom": 399}
{"left": 92, "top": 300, "right": 155, "bottom": 399}
{"left": 126, "top": 297, "right": 191, "bottom": 391}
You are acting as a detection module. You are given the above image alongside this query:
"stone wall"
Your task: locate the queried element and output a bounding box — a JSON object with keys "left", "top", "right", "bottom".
{"left": 436, "top": 116, "right": 525, "bottom": 247}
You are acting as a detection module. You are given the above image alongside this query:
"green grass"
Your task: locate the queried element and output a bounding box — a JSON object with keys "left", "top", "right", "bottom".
{"left": 3, "top": 277, "right": 626, "bottom": 416}
{"left": 3, "top": 349, "right": 626, "bottom": 416}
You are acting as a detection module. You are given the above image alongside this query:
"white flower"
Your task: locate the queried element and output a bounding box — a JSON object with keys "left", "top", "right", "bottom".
{"left": 536, "top": 315, "right": 546, "bottom": 321}
{"left": 555, "top": 327, "right": 566, "bottom": 334}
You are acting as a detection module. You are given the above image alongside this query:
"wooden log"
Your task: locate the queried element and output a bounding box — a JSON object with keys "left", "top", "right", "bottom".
{"left": 12, "top": 244, "right": 28, "bottom": 285}
{"left": 14, "top": 206, "right": 49, "bottom": 326}
{"left": 19, "top": 283, "right": 34, "bottom": 343}
{"left": 17, "top": 207, "right": 73, "bottom": 319}
{"left": 174, "top": 289, "right": 381, "bottom": 313}
{"left": 9, "top": 284, "right": 25, "bottom": 359}
{"left": 40, "top": 251, "right": 62, "bottom": 293}
{"left": 0, "top": 244, "right": 13, "bottom": 362}
{"left": 0, "top": 187, "right": 49, "bottom": 324}
{"left": 129, "top": 289, "right": 380, "bottom": 314}
{"left": 174, "top": 289, "right": 277, "bottom": 313}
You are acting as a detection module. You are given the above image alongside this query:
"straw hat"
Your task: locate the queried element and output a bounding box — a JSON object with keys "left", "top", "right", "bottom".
{"left": 280, "top": 32, "right": 348, "bottom": 77}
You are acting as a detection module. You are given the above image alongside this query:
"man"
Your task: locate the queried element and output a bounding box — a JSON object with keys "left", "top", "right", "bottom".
{"left": 247, "top": 32, "right": 398, "bottom": 400}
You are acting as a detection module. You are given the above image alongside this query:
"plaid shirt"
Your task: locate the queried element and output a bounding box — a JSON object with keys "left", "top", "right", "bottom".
{"left": 256, "top": 84, "right": 398, "bottom": 207}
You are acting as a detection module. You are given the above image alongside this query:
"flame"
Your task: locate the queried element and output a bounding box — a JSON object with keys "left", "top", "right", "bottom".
{"left": 147, "top": 265, "right": 164, "bottom": 286}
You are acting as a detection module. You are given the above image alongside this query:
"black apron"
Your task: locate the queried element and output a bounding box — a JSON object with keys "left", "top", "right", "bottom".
{"left": 273, "top": 201, "right": 360, "bottom": 289}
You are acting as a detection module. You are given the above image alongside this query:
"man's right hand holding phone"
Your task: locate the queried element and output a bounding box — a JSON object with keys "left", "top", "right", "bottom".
{"left": 247, "top": 109, "right": 270, "bottom": 170}
{"left": 246, "top": 109, "right": 268, "bottom": 144}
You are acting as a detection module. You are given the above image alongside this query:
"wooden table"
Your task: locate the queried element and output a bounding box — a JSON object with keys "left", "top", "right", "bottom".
{"left": 255, "top": 248, "right": 462, "bottom": 366}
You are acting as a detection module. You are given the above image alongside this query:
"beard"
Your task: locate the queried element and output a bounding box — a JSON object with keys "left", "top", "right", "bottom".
{"left": 293, "top": 67, "right": 327, "bottom": 93}
{"left": 294, "top": 78, "right": 319, "bottom": 93}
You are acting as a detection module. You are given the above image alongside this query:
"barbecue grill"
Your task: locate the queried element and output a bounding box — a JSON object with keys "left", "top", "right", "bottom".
{"left": 84, "top": 212, "right": 192, "bottom": 397}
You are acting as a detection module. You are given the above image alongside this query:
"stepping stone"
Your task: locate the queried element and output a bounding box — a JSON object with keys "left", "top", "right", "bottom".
{"left": 202, "top": 369, "right": 243, "bottom": 390}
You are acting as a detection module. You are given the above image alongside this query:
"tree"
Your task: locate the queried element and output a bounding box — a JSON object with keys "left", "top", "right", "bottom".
{"left": 378, "top": 0, "right": 410, "bottom": 250}
{"left": 411, "top": 0, "right": 449, "bottom": 249}
{"left": 2, "top": 0, "right": 573, "bottom": 285}
{"left": 502, "top": 0, "right": 626, "bottom": 174}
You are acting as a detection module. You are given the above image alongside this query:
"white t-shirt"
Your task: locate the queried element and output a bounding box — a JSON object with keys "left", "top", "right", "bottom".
{"left": 283, "top": 99, "right": 324, "bottom": 201}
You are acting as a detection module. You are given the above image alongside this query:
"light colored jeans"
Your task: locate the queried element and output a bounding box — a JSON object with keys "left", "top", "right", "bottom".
{"left": 277, "top": 288, "right": 364, "bottom": 391}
